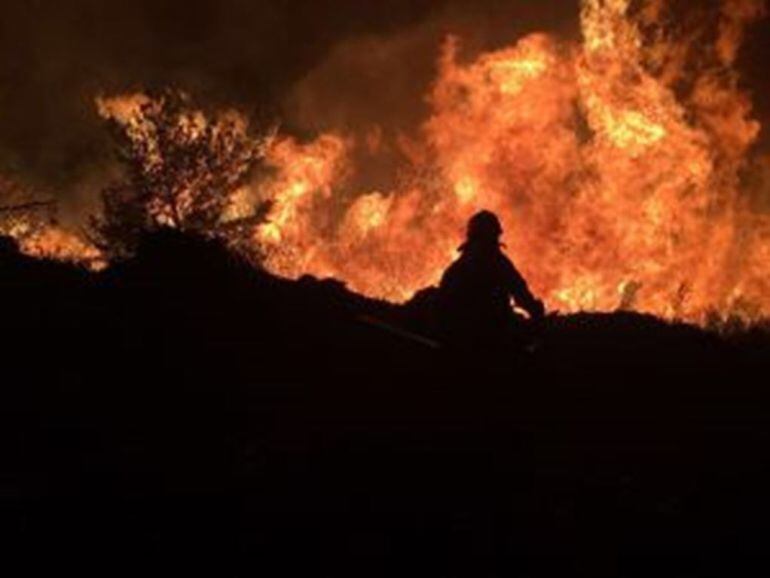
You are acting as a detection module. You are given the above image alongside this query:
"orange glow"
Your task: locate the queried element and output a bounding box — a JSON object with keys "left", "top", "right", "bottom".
{"left": 5, "top": 0, "right": 769, "bottom": 325}
{"left": 20, "top": 227, "right": 103, "bottom": 268}
{"left": 244, "top": 0, "right": 770, "bottom": 323}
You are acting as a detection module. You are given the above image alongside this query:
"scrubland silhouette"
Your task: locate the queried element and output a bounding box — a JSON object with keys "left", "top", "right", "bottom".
{"left": 2, "top": 228, "right": 770, "bottom": 577}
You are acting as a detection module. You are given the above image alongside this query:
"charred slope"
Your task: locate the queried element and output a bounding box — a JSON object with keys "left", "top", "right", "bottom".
{"left": 3, "top": 230, "right": 770, "bottom": 577}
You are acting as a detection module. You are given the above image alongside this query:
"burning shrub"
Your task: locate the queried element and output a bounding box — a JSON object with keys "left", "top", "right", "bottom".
{"left": 91, "top": 90, "right": 269, "bottom": 258}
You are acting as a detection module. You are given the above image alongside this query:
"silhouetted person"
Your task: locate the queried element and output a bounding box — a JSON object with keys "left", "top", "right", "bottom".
{"left": 438, "top": 211, "right": 545, "bottom": 348}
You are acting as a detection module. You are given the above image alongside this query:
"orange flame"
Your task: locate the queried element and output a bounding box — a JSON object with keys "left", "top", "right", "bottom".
{"left": 248, "top": 0, "right": 770, "bottom": 322}
{"left": 19, "top": 227, "right": 103, "bottom": 268}
{"left": 5, "top": 0, "right": 768, "bottom": 324}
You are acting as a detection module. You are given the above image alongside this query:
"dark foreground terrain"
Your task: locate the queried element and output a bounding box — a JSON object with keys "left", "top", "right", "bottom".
{"left": 3, "top": 231, "right": 770, "bottom": 577}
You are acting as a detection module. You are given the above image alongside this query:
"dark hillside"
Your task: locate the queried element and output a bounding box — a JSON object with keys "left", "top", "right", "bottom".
{"left": 3, "top": 230, "right": 770, "bottom": 577}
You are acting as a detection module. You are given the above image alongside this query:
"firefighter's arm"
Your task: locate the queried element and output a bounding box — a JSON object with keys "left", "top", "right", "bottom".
{"left": 506, "top": 260, "right": 546, "bottom": 320}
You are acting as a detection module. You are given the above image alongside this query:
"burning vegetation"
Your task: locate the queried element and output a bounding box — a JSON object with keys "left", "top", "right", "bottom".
{"left": 2, "top": 0, "right": 770, "bottom": 324}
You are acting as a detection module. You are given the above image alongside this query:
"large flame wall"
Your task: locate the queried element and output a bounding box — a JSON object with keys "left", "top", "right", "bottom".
{"left": 252, "top": 0, "right": 770, "bottom": 321}
{"left": 9, "top": 0, "right": 770, "bottom": 324}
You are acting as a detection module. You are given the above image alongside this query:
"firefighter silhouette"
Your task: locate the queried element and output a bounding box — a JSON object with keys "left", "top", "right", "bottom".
{"left": 438, "top": 211, "right": 545, "bottom": 347}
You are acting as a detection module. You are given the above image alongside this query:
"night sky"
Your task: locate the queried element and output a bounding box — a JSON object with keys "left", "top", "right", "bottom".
{"left": 0, "top": 0, "right": 767, "bottom": 207}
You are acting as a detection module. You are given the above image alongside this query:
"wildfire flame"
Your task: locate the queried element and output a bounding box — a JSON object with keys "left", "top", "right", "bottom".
{"left": 252, "top": 0, "right": 770, "bottom": 322}
{"left": 4, "top": 0, "right": 770, "bottom": 324}
{"left": 19, "top": 228, "right": 103, "bottom": 267}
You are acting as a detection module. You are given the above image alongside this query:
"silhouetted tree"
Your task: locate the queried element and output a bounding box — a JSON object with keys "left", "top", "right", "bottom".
{"left": 91, "top": 90, "right": 269, "bottom": 259}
